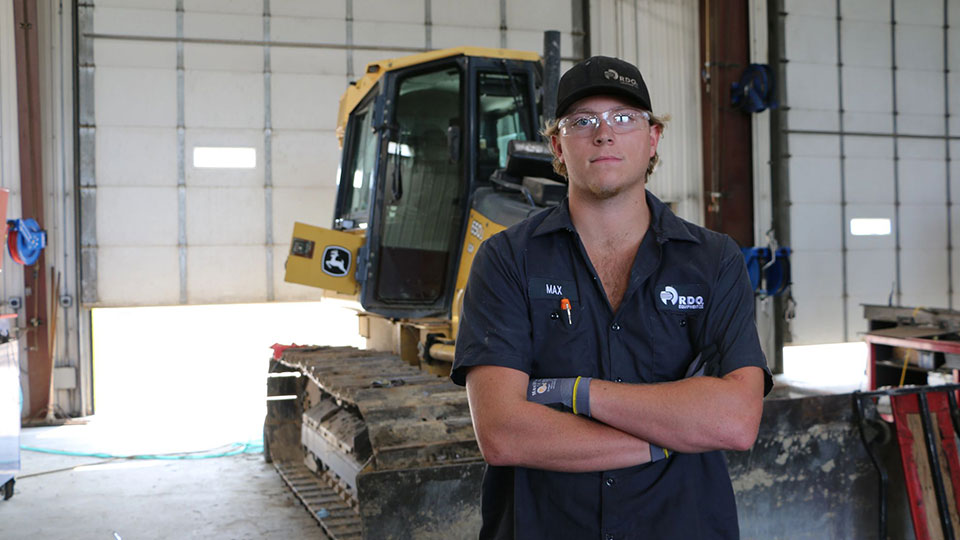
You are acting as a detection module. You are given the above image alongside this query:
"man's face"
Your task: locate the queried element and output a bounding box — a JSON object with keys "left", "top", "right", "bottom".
{"left": 551, "top": 95, "right": 661, "bottom": 201}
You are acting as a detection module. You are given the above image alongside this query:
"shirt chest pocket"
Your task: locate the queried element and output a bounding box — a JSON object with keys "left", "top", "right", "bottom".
{"left": 529, "top": 298, "right": 592, "bottom": 378}
{"left": 648, "top": 312, "right": 697, "bottom": 382}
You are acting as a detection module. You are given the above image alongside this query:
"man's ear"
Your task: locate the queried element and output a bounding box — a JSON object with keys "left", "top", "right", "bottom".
{"left": 649, "top": 125, "right": 662, "bottom": 158}
{"left": 550, "top": 135, "right": 564, "bottom": 164}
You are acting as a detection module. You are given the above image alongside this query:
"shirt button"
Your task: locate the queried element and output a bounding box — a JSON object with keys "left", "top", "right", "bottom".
{"left": 606, "top": 535, "right": 615, "bottom": 540}
{"left": 605, "top": 477, "right": 615, "bottom": 487}
{"left": 611, "top": 323, "right": 621, "bottom": 331}
{"left": 680, "top": 319, "right": 687, "bottom": 327}
{"left": 615, "top": 377, "right": 623, "bottom": 383}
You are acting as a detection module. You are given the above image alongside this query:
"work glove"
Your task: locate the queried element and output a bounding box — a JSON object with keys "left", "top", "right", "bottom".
{"left": 526, "top": 376, "right": 592, "bottom": 417}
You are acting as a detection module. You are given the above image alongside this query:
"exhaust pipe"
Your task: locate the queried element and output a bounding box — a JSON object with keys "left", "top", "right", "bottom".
{"left": 542, "top": 30, "right": 561, "bottom": 125}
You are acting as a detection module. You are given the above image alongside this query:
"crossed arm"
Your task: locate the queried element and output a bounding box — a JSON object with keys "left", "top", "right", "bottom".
{"left": 465, "top": 364, "right": 765, "bottom": 472}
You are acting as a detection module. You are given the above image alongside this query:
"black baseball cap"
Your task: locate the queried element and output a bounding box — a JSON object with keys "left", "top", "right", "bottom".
{"left": 554, "top": 56, "right": 652, "bottom": 118}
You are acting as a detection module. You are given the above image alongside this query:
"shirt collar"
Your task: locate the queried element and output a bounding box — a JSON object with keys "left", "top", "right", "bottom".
{"left": 532, "top": 190, "right": 701, "bottom": 244}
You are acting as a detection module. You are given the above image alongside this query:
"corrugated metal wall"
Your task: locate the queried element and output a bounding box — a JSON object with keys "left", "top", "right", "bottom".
{"left": 592, "top": 0, "right": 703, "bottom": 222}
{"left": 779, "top": 0, "right": 958, "bottom": 344}
{"left": 78, "top": 0, "right": 703, "bottom": 307}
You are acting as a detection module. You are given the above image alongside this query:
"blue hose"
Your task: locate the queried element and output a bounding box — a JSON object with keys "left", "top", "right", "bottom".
{"left": 20, "top": 439, "right": 264, "bottom": 460}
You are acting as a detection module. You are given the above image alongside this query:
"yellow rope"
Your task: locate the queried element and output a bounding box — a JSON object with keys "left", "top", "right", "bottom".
{"left": 898, "top": 349, "right": 912, "bottom": 387}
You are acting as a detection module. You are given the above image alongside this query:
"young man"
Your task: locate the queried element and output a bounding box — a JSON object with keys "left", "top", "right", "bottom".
{"left": 451, "top": 56, "right": 772, "bottom": 539}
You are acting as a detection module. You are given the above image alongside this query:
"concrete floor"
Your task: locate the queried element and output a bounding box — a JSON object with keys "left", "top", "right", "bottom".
{"left": 0, "top": 423, "right": 327, "bottom": 539}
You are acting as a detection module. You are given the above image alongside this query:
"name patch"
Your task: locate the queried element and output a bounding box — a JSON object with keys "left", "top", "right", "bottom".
{"left": 529, "top": 277, "right": 578, "bottom": 301}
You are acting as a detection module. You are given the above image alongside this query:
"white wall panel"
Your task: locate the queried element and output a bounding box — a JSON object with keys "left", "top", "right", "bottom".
{"left": 845, "top": 158, "right": 895, "bottom": 203}
{"left": 785, "top": 15, "right": 836, "bottom": 64}
{"left": 899, "top": 160, "right": 947, "bottom": 204}
{"left": 841, "top": 0, "right": 891, "bottom": 22}
{"left": 843, "top": 112, "right": 893, "bottom": 134}
{"left": 842, "top": 67, "right": 892, "bottom": 114}
{"left": 187, "top": 246, "right": 267, "bottom": 304}
{"left": 272, "top": 130, "right": 340, "bottom": 188}
{"left": 271, "top": 47, "right": 346, "bottom": 76}
{"left": 93, "top": 6, "right": 176, "bottom": 37}
{"left": 898, "top": 70, "right": 946, "bottom": 117}
{"left": 788, "top": 250, "right": 844, "bottom": 343}
{"left": 847, "top": 250, "right": 897, "bottom": 297}
{"left": 183, "top": 0, "right": 261, "bottom": 15}
{"left": 790, "top": 204, "right": 843, "bottom": 250}
{"left": 786, "top": 63, "right": 840, "bottom": 112}
{"left": 271, "top": 0, "right": 344, "bottom": 19}
{"left": 784, "top": 0, "right": 836, "bottom": 17}
{"left": 353, "top": 21, "right": 426, "bottom": 49}
{"left": 788, "top": 157, "right": 841, "bottom": 204}
{"left": 896, "top": 25, "right": 944, "bottom": 71}
{"left": 186, "top": 187, "right": 266, "bottom": 245}
{"left": 271, "top": 17, "right": 347, "bottom": 48}
{"left": 841, "top": 21, "right": 891, "bottom": 68}
{"left": 432, "top": 2, "right": 498, "bottom": 27}
{"left": 96, "top": 68, "right": 177, "bottom": 127}
{"left": 183, "top": 12, "right": 262, "bottom": 40}
{"left": 432, "top": 26, "right": 501, "bottom": 50}
{"left": 895, "top": 0, "right": 943, "bottom": 25}
{"left": 900, "top": 249, "right": 949, "bottom": 308}
{"left": 97, "top": 127, "right": 177, "bottom": 187}
{"left": 96, "top": 0, "right": 174, "bottom": 8}
{"left": 354, "top": 0, "right": 424, "bottom": 24}
{"left": 98, "top": 247, "right": 180, "bottom": 306}
{"left": 185, "top": 71, "right": 263, "bottom": 128}
{"left": 272, "top": 73, "right": 344, "bottom": 130}
{"left": 95, "top": 40, "right": 176, "bottom": 69}
{"left": 97, "top": 187, "right": 178, "bottom": 247}
{"left": 508, "top": 1, "right": 571, "bottom": 31}
{"left": 900, "top": 204, "right": 948, "bottom": 248}
{"left": 184, "top": 43, "right": 262, "bottom": 72}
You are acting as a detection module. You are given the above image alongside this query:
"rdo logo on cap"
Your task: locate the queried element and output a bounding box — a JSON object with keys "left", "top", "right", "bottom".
{"left": 603, "top": 68, "right": 638, "bottom": 89}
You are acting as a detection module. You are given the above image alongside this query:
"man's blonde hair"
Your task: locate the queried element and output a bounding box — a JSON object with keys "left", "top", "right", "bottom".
{"left": 541, "top": 111, "right": 670, "bottom": 179}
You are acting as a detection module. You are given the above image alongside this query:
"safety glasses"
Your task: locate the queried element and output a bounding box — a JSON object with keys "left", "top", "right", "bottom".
{"left": 557, "top": 109, "right": 650, "bottom": 137}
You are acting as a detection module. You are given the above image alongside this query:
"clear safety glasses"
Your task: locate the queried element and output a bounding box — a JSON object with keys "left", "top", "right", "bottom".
{"left": 557, "top": 109, "right": 651, "bottom": 137}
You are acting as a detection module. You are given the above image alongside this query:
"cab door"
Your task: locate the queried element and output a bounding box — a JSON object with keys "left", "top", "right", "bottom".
{"left": 358, "top": 60, "right": 467, "bottom": 319}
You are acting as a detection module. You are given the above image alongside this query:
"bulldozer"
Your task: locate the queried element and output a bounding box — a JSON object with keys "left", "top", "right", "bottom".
{"left": 264, "top": 38, "right": 567, "bottom": 540}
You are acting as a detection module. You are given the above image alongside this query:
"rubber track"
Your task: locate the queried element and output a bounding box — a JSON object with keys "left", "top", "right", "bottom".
{"left": 274, "top": 461, "right": 363, "bottom": 540}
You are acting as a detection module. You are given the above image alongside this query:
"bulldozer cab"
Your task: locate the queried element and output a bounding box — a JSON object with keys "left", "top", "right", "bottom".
{"left": 333, "top": 53, "right": 541, "bottom": 319}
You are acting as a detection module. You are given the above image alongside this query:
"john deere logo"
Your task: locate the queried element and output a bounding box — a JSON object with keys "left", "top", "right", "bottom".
{"left": 322, "top": 246, "right": 351, "bottom": 277}
{"left": 604, "top": 68, "right": 639, "bottom": 88}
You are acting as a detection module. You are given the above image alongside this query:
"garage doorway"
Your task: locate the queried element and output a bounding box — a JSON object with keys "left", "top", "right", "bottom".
{"left": 90, "top": 300, "right": 364, "bottom": 452}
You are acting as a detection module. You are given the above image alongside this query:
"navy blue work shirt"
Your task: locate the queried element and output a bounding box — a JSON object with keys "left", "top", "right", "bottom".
{"left": 451, "top": 190, "right": 773, "bottom": 540}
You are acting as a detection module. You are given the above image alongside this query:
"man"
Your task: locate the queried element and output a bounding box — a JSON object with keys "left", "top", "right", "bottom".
{"left": 451, "top": 56, "right": 772, "bottom": 539}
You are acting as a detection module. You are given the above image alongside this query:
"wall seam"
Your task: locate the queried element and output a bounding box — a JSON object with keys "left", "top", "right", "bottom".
{"left": 945, "top": 0, "right": 953, "bottom": 309}
{"left": 836, "top": 0, "right": 848, "bottom": 340}
{"left": 890, "top": 0, "right": 902, "bottom": 307}
{"left": 263, "top": 0, "right": 274, "bottom": 302}
{"left": 176, "top": 0, "right": 187, "bottom": 304}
